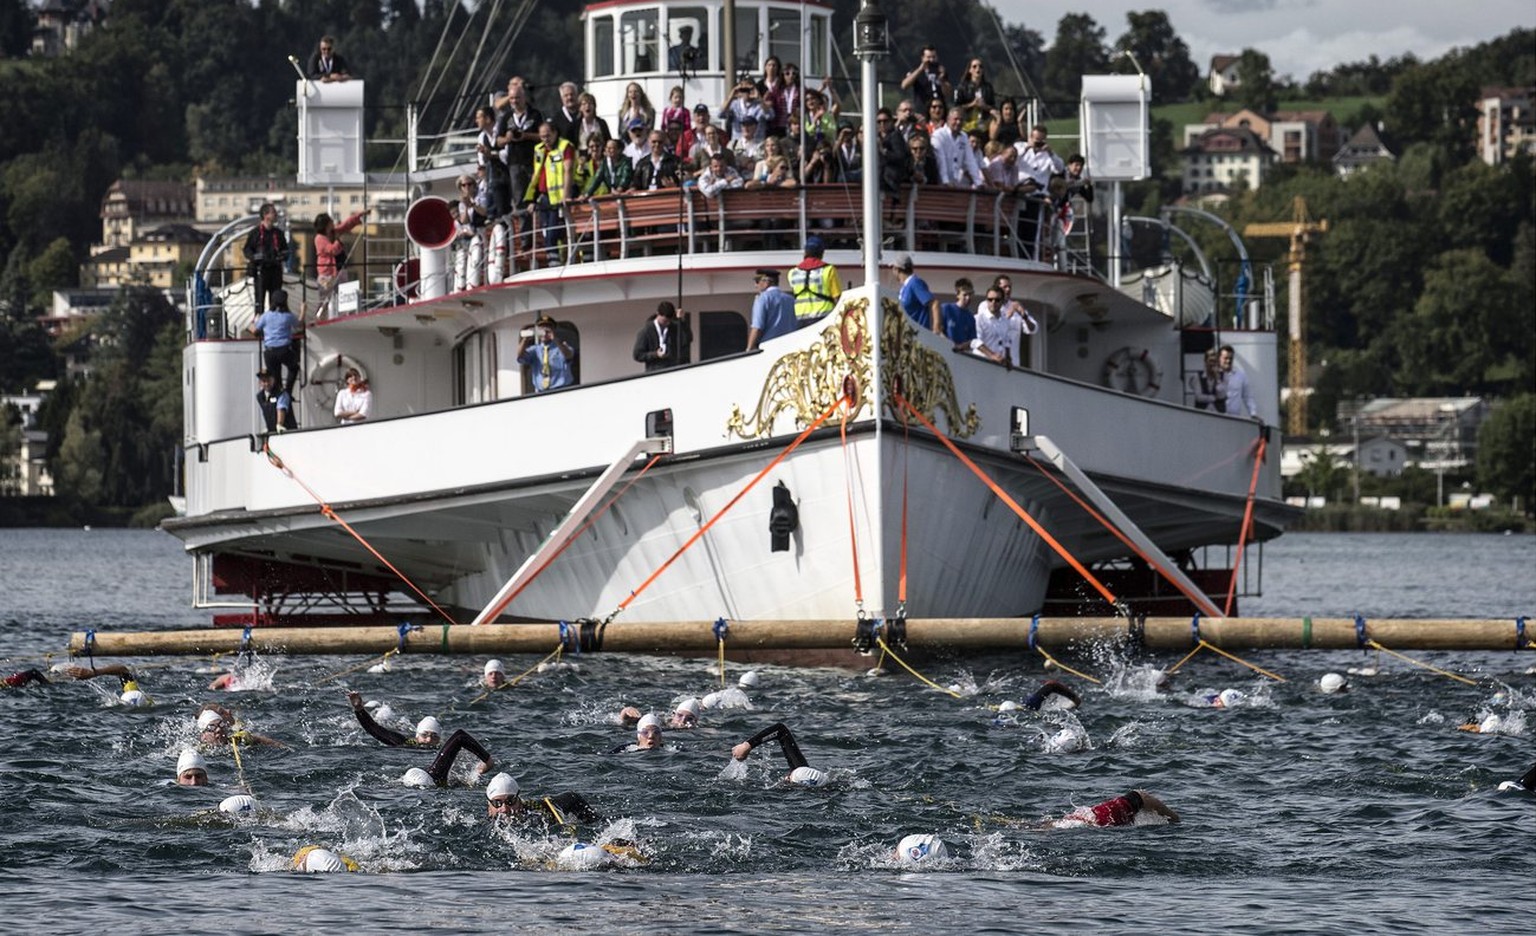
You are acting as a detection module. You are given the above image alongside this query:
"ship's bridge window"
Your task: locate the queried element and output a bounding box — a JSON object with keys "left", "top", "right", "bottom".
{"left": 667, "top": 7, "right": 710, "bottom": 74}
{"left": 732, "top": 7, "right": 760, "bottom": 78}
{"left": 620, "top": 9, "right": 660, "bottom": 74}
{"left": 592, "top": 15, "right": 615, "bottom": 77}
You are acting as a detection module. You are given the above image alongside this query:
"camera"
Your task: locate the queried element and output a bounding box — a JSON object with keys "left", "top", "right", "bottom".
{"left": 520, "top": 327, "right": 535, "bottom": 339}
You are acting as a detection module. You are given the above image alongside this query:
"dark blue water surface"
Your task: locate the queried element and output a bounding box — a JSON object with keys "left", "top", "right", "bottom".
{"left": 1, "top": 529, "right": 1532, "bottom": 934}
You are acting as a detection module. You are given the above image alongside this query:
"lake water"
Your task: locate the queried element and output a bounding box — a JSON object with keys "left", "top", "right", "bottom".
{"left": 1, "top": 529, "right": 1532, "bottom": 934}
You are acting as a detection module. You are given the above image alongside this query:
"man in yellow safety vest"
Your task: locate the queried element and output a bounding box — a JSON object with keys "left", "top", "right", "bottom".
{"left": 526, "top": 121, "right": 578, "bottom": 266}
{"left": 786, "top": 235, "right": 842, "bottom": 327}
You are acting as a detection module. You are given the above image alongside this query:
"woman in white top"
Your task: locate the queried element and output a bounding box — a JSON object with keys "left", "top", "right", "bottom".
{"left": 333, "top": 368, "right": 372, "bottom": 424}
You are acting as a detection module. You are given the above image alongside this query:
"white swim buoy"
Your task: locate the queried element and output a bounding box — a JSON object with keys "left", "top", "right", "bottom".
{"left": 1102, "top": 346, "right": 1162, "bottom": 397}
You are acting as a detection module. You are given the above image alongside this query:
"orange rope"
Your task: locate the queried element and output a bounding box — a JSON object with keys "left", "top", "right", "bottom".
{"left": 897, "top": 407, "right": 910, "bottom": 607}
{"left": 840, "top": 398, "right": 864, "bottom": 609}
{"left": 1223, "top": 435, "right": 1267, "bottom": 617}
{"left": 614, "top": 393, "right": 850, "bottom": 616}
{"left": 264, "top": 444, "right": 459, "bottom": 626}
{"left": 478, "top": 453, "right": 664, "bottom": 624}
{"left": 892, "top": 392, "right": 1117, "bottom": 606}
{"left": 1024, "top": 454, "right": 1215, "bottom": 615}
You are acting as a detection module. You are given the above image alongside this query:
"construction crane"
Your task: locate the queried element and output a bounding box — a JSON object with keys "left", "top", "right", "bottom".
{"left": 1244, "top": 196, "right": 1328, "bottom": 436}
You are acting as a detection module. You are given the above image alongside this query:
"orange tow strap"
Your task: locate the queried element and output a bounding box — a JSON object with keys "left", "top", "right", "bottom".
{"left": 1223, "top": 435, "right": 1267, "bottom": 617}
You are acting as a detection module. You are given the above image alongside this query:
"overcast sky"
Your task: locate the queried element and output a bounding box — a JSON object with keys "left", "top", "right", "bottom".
{"left": 989, "top": 0, "right": 1534, "bottom": 81}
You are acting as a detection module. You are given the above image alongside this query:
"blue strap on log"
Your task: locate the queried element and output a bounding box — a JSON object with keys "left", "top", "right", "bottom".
{"left": 713, "top": 618, "right": 729, "bottom": 641}
{"left": 558, "top": 620, "right": 573, "bottom": 654}
{"left": 1354, "top": 614, "right": 1367, "bottom": 650}
{"left": 1516, "top": 616, "right": 1527, "bottom": 650}
{"left": 1191, "top": 612, "right": 1202, "bottom": 647}
{"left": 84, "top": 628, "right": 96, "bottom": 668}
{"left": 1028, "top": 614, "right": 1039, "bottom": 652}
{"left": 239, "top": 625, "right": 254, "bottom": 661}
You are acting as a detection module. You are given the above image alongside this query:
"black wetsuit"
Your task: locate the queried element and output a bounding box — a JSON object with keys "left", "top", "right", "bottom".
{"left": 351, "top": 704, "right": 423, "bottom": 747}
{"left": 742, "top": 723, "right": 809, "bottom": 772}
{"left": 1023, "top": 680, "right": 1081, "bottom": 711}
{"left": 514, "top": 791, "right": 603, "bottom": 827}
{"left": 1521, "top": 762, "right": 1535, "bottom": 792}
{"left": 426, "top": 730, "right": 494, "bottom": 786}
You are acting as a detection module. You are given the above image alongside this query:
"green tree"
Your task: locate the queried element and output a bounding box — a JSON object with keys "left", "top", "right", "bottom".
{"left": 1115, "top": 10, "right": 1199, "bottom": 103}
{"left": 0, "top": 0, "right": 29, "bottom": 58}
{"left": 1296, "top": 445, "right": 1347, "bottom": 503}
{"left": 1234, "top": 48, "right": 1276, "bottom": 112}
{"left": 1043, "top": 14, "right": 1108, "bottom": 103}
{"left": 1476, "top": 394, "right": 1535, "bottom": 511}
{"left": 1385, "top": 59, "right": 1479, "bottom": 159}
{"left": 1390, "top": 249, "right": 1524, "bottom": 395}
{"left": 27, "top": 237, "right": 77, "bottom": 309}
{"left": 54, "top": 407, "right": 105, "bottom": 505}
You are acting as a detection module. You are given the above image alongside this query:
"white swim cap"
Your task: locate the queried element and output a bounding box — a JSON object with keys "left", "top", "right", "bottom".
{"left": 788, "top": 766, "right": 826, "bottom": 787}
{"left": 1044, "top": 727, "right": 1086, "bottom": 754}
{"left": 700, "top": 691, "right": 724, "bottom": 709}
{"left": 484, "top": 659, "right": 506, "bottom": 675}
{"left": 676, "top": 697, "right": 700, "bottom": 716}
{"left": 997, "top": 700, "right": 1021, "bottom": 712}
{"left": 1319, "top": 673, "right": 1347, "bottom": 694}
{"left": 1217, "top": 689, "right": 1244, "bottom": 708}
{"left": 402, "top": 767, "right": 435, "bottom": 788}
{"left": 896, "top": 833, "right": 949, "bottom": 864}
{"left": 177, "top": 749, "right": 206, "bottom": 775}
{"left": 219, "top": 794, "right": 257, "bottom": 814}
{"left": 1479, "top": 713, "right": 1502, "bottom": 733}
{"left": 636, "top": 713, "right": 661, "bottom": 734}
{"left": 486, "top": 772, "right": 519, "bottom": 800}
{"left": 367, "top": 660, "right": 392, "bottom": 674}
{"left": 298, "top": 847, "right": 347, "bottom": 873}
{"left": 120, "top": 688, "right": 147, "bottom": 707}
{"left": 738, "top": 670, "right": 760, "bottom": 688}
{"left": 415, "top": 716, "right": 442, "bottom": 737}
{"left": 557, "top": 842, "right": 609, "bottom": 870}
{"left": 196, "top": 710, "right": 223, "bottom": 731}
{"left": 372, "top": 704, "right": 394, "bottom": 723}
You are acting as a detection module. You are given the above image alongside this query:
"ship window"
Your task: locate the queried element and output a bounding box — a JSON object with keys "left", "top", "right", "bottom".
{"left": 767, "top": 9, "right": 800, "bottom": 73}
{"left": 732, "top": 7, "right": 759, "bottom": 79}
{"left": 620, "top": 10, "right": 660, "bottom": 74}
{"left": 698, "top": 310, "right": 747, "bottom": 361}
{"left": 666, "top": 7, "right": 709, "bottom": 74}
{"left": 806, "top": 14, "right": 828, "bottom": 76}
{"left": 592, "top": 16, "right": 614, "bottom": 77}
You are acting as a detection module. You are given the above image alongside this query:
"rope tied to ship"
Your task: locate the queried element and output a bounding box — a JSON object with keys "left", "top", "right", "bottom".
{"left": 840, "top": 393, "right": 866, "bottom": 624}
{"left": 315, "top": 647, "right": 399, "bottom": 685}
{"left": 892, "top": 390, "right": 1118, "bottom": 607}
{"left": 1363, "top": 639, "right": 1477, "bottom": 686}
{"left": 1223, "top": 433, "right": 1268, "bottom": 617}
{"left": 714, "top": 618, "right": 729, "bottom": 688}
{"left": 605, "top": 393, "right": 850, "bottom": 625}
{"left": 262, "top": 440, "right": 460, "bottom": 628}
{"left": 1034, "top": 645, "right": 1102, "bottom": 685}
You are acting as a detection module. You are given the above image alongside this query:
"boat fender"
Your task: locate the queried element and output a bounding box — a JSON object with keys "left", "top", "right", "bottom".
{"left": 769, "top": 481, "right": 798, "bottom": 552}
{"left": 1101, "top": 346, "right": 1162, "bottom": 397}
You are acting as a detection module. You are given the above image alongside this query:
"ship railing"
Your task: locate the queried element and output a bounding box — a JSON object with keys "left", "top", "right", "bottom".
{"left": 439, "top": 184, "right": 1059, "bottom": 282}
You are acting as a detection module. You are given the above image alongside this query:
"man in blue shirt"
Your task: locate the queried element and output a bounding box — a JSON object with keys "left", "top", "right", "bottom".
{"left": 746, "top": 269, "right": 796, "bottom": 350}
{"left": 517, "top": 315, "right": 577, "bottom": 392}
{"left": 939, "top": 277, "right": 977, "bottom": 351}
{"left": 248, "top": 290, "right": 303, "bottom": 396}
{"left": 890, "top": 254, "right": 941, "bottom": 334}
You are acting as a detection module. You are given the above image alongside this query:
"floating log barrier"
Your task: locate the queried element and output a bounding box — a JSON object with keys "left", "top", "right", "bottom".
{"left": 69, "top": 616, "right": 1532, "bottom": 657}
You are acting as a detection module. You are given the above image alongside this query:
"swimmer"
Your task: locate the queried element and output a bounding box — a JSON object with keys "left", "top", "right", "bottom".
{"left": 1319, "top": 673, "right": 1348, "bottom": 694}
{"left": 1195, "top": 688, "right": 1244, "bottom": 709}
{"left": 1021, "top": 679, "right": 1082, "bottom": 711}
{"left": 895, "top": 833, "right": 950, "bottom": 865}
{"left": 482, "top": 659, "right": 507, "bottom": 688}
{"left": 613, "top": 713, "right": 664, "bottom": 752}
{"left": 1050, "top": 789, "right": 1179, "bottom": 828}
{"left": 485, "top": 772, "right": 602, "bottom": 826}
{"left": 346, "top": 691, "right": 441, "bottom": 747}
{"left": 292, "top": 845, "right": 359, "bottom": 873}
{"left": 738, "top": 670, "right": 760, "bottom": 689}
{"left": 669, "top": 697, "right": 701, "bottom": 729}
{"left": 731, "top": 722, "right": 826, "bottom": 786}
{"left": 1457, "top": 713, "right": 1503, "bottom": 734}
{"left": 176, "top": 748, "right": 208, "bottom": 786}
{"left": 118, "top": 679, "right": 153, "bottom": 707}
{"left": 196, "top": 704, "right": 282, "bottom": 747}
{"left": 3, "top": 663, "right": 136, "bottom": 690}
{"left": 400, "top": 729, "right": 495, "bottom": 787}
{"left": 701, "top": 685, "right": 752, "bottom": 709}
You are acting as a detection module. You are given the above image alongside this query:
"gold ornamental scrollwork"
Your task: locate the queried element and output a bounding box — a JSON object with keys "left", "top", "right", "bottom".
{"left": 726, "top": 299, "right": 872, "bottom": 439}
{"left": 880, "top": 298, "right": 979, "bottom": 439}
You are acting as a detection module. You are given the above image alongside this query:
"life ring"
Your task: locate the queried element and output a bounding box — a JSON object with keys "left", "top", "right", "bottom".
{"left": 1102, "top": 346, "right": 1162, "bottom": 397}
{"left": 307, "top": 353, "right": 368, "bottom": 413}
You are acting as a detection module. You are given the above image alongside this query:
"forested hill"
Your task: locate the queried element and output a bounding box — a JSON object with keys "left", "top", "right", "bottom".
{"left": 0, "top": 1, "right": 1531, "bottom": 519}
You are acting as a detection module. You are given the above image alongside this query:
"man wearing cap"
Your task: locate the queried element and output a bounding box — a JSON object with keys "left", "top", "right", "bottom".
{"left": 746, "top": 269, "right": 796, "bottom": 349}
{"left": 889, "top": 254, "right": 942, "bottom": 334}
{"left": 622, "top": 118, "right": 651, "bottom": 165}
{"left": 255, "top": 370, "right": 296, "bottom": 433}
{"left": 787, "top": 236, "right": 842, "bottom": 328}
{"left": 668, "top": 24, "right": 701, "bottom": 75}
{"left": 517, "top": 315, "right": 577, "bottom": 392}
{"left": 632, "top": 301, "right": 692, "bottom": 371}
{"left": 678, "top": 103, "right": 713, "bottom": 160}
{"left": 486, "top": 771, "right": 603, "bottom": 826}
{"left": 176, "top": 749, "right": 209, "bottom": 786}
{"left": 483, "top": 659, "right": 507, "bottom": 688}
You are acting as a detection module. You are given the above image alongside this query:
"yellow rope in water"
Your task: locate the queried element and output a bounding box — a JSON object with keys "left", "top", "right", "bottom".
{"left": 1197, "top": 640, "right": 1287, "bottom": 682}
{"left": 1365, "top": 639, "right": 1478, "bottom": 686}
{"left": 874, "top": 637, "right": 963, "bottom": 698}
{"left": 1166, "top": 643, "right": 1206, "bottom": 674}
{"left": 315, "top": 648, "right": 398, "bottom": 685}
{"left": 1035, "top": 647, "right": 1103, "bottom": 685}
{"left": 229, "top": 737, "right": 251, "bottom": 793}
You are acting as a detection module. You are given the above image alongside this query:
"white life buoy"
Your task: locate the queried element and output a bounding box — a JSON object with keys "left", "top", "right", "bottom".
{"left": 307, "top": 353, "right": 368, "bottom": 414}
{"left": 1102, "top": 346, "right": 1162, "bottom": 397}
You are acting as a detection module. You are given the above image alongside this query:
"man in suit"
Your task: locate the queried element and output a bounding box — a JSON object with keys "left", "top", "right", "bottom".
{"left": 308, "top": 36, "right": 351, "bottom": 82}
{"left": 632, "top": 301, "right": 692, "bottom": 372}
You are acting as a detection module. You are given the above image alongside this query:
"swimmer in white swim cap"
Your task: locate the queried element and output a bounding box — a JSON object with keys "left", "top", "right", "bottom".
{"left": 669, "top": 697, "right": 700, "bottom": 729}
{"left": 482, "top": 659, "right": 507, "bottom": 688}
{"left": 486, "top": 771, "right": 603, "bottom": 827}
{"left": 634, "top": 713, "right": 663, "bottom": 750}
{"left": 895, "top": 833, "right": 949, "bottom": 865}
{"left": 731, "top": 722, "right": 825, "bottom": 786}
{"left": 292, "top": 845, "right": 357, "bottom": 873}
{"left": 1318, "top": 673, "right": 1348, "bottom": 694}
{"left": 738, "top": 670, "right": 760, "bottom": 689}
{"left": 176, "top": 748, "right": 208, "bottom": 786}
{"left": 396, "top": 729, "right": 495, "bottom": 787}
